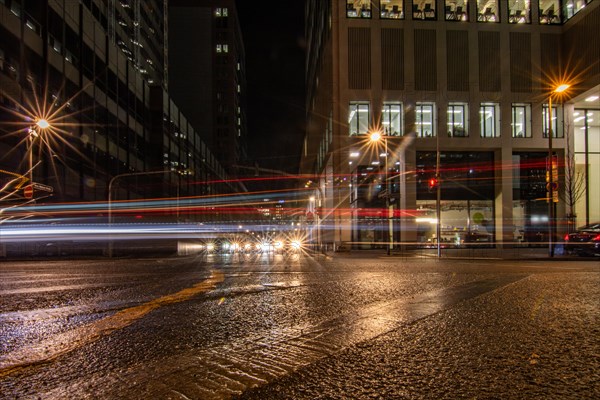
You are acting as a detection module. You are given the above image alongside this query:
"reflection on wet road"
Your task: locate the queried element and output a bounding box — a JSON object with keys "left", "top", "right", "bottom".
{"left": 0, "top": 255, "right": 597, "bottom": 399}
{"left": 0, "top": 270, "right": 223, "bottom": 378}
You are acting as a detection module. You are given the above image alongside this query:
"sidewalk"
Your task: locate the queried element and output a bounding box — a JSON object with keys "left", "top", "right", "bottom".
{"left": 325, "top": 245, "right": 598, "bottom": 261}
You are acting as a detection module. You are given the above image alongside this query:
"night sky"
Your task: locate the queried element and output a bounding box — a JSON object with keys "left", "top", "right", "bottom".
{"left": 235, "top": 1, "right": 306, "bottom": 174}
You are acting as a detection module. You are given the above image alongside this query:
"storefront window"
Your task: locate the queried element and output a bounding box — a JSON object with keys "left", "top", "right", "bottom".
{"left": 349, "top": 101, "right": 370, "bottom": 136}
{"left": 416, "top": 102, "right": 435, "bottom": 137}
{"left": 480, "top": 103, "right": 500, "bottom": 138}
{"left": 447, "top": 103, "right": 468, "bottom": 137}
{"left": 380, "top": 0, "right": 404, "bottom": 19}
{"left": 512, "top": 103, "right": 531, "bottom": 138}
{"left": 445, "top": 0, "right": 468, "bottom": 21}
{"left": 347, "top": 0, "right": 372, "bottom": 18}
{"left": 382, "top": 102, "right": 403, "bottom": 136}
{"left": 512, "top": 152, "right": 551, "bottom": 243}
{"left": 508, "top": 0, "right": 531, "bottom": 24}
{"left": 539, "top": 0, "right": 560, "bottom": 24}
{"left": 416, "top": 200, "right": 494, "bottom": 246}
{"left": 477, "top": 0, "right": 499, "bottom": 22}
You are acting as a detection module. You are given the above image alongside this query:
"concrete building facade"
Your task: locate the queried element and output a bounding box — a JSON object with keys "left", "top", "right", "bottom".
{"left": 302, "top": 0, "right": 599, "bottom": 249}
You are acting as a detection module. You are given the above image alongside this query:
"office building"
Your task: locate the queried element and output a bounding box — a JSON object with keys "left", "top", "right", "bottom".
{"left": 0, "top": 0, "right": 234, "bottom": 211}
{"left": 302, "top": 0, "right": 599, "bottom": 249}
{"left": 169, "top": 0, "right": 248, "bottom": 173}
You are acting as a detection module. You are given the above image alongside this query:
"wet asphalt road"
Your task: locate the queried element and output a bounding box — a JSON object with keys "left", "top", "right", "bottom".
{"left": 0, "top": 252, "right": 598, "bottom": 399}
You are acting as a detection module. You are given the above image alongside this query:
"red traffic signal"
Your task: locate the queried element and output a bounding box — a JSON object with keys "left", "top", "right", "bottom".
{"left": 428, "top": 178, "right": 438, "bottom": 189}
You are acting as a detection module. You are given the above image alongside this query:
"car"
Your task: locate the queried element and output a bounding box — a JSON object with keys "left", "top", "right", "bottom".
{"left": 564, "top": 223, "right": 600, "bottom": 257}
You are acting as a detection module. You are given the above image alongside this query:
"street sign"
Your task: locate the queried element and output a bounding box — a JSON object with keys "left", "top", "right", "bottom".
{"left": 32, "top": 182, "right": 53, "bottom": 193}
{"left": 23, "top": 185, "right": 33, "bottom": 199}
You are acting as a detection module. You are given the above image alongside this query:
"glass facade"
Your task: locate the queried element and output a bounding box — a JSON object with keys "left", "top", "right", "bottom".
{"left": 348, "top": 102, "right": 370, "bottom": 136}
{"left": 562, "top": 0, "right": 595, "bottom": 21}
{"left": 480, "top": 103, "right": 500, "bottom": 138}
{"left": 415, "top": 151, "right": 495, "bottom": 246}
{"left": 416, "top": 103, "right": 435, "bottom": 137}
{"left": 347, "top": 0, "right": 372, "bottom": 18}
{"left": 380, "top": 0, "right": 405, "bottom": 18}
{"left": 382, "top": 102, "right": 403, "bottom": 136}
{"left": 477, "top": 0, "right": 500, "bottom": 21}
{"left": 542, "top": 104, "right": 561, "bottom": 138}
{"left": 508, "top": 0, "right": 531, "bottom": 23}
{"left": 445, "top": 0, "right": 469, "bottom": 20}
{"left": 447, "top": 103, "right": 468, "bottom": 137}
{"left": 574, "top": 109, "right": 600, "bottom": 225}
{"left": 512, "top": 103, "right": 532, "bottom": 138}
{"left": 413, "top": 0, "right": 437, "bottom": 20}
{"left": 512, "top": 152, "right": 550, "bottom": 243}
{"left": 539, "top": 0, "right": 561, "bottom": 23}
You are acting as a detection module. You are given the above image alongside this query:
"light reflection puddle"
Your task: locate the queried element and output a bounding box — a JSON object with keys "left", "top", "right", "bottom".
{"left": 0, "top": 270, "right": 224, "bottom": 378}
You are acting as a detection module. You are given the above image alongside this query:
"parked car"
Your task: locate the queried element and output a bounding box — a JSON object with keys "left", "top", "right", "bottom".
{"left": 564, "top": 223, "right": 600, "bottom": 257}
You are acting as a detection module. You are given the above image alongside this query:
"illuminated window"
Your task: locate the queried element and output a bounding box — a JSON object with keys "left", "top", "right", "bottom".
{"left": 542, "top": 104, "right": 562, "bottom": 138}
{"left": 216, "top": 44, "right": 222, "bottom": 53}
{"left": 508, "top": 0, "right": 531, "bottom": 24}
{"left": 511, "top": 103, "right": 531, "bottom": 138}
{"left": 416, "top": 103, "right": 436, "bottom": 137}
{"left": 445, "top": 0, "right": 468, "bottom": 21}
{"left": 539, "top": 0, "right": 560, "bottom": 24}
{"left": 447, "top": 103, "right": 468, "bottom": 137}
{"left": 382, "top": 102, "right": 403, "bottom": 136}
{"left": 380, "top": 0, "right": 404, "bottom": 19}
{"left": 480, "top": 103, "right": 500, "bottom": 138}
{"left": 347, "top": 0, "right": 372, "bottom": 18}
{"left": 562, "top": 0, "right": 591, "bottom": 22}
{"left": 348, "top": 101, "right": 370, "bottom": 136}
{"left": 476, "top": 0, "right": 499, "bottom": 22}
{"left": 413, "top": 1, "right": 436, "bottom": 20}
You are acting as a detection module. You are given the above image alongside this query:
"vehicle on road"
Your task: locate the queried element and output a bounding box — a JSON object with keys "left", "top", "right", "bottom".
{"left": 564, "top": 222, "right": 600, "bottom": 257}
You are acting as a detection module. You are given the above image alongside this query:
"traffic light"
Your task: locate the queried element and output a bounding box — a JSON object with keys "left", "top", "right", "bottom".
{"left": 428, "top": 177, "right": 438, "bottom": 191}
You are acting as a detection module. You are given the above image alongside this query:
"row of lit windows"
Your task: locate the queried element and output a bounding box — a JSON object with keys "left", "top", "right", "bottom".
{"left": 347, "top": 0, "right": 593, "bottom": 24}
{"left": 348, "top": 101, "right": 570, "bottom": 138}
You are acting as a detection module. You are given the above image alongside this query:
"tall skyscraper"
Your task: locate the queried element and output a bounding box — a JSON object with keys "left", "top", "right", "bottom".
{"left": 169, "top": 0, "right": 248, "bottom": 173}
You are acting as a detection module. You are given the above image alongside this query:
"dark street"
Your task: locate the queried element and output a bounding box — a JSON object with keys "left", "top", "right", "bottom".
{"left": 1, "top": 253, "right": 598, "bottom": 399}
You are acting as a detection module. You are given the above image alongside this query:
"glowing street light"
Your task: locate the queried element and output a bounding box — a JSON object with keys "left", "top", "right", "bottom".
{"left": 36, "top": 119, "right": 50, "bottom": 129}
{"left": 547, "top": 83, "right": 570, "bottom": 258}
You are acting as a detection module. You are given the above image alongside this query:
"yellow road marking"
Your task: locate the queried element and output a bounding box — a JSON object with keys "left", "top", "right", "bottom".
{"left": 0, "top": 270, "right": 224, "bottom": 378}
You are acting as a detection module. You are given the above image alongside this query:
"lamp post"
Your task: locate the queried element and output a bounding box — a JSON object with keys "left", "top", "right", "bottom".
{"left": 547, "top": 83, "right": 570, "bottom": 258}
{"left": 27, "top": 118, "right": 50, "bottom": 185}
{"left": 107, "top": 169, "right": 184, "bottom": 257}
{"left": 370, "top": 131, "right": 392, "bottom": 255}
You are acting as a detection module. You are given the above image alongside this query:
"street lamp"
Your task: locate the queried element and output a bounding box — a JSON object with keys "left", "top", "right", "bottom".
{"left": 107, "top": 169, "right": 186, "bottom": 257}
{"left": 370, "top": 131, "right": 392, "bottom": 255}
{"left": 547, "top": 83, "right": 570, "bottom": 258}
{"left": 27, "top": 118, "right": 51, "bottom": 185}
